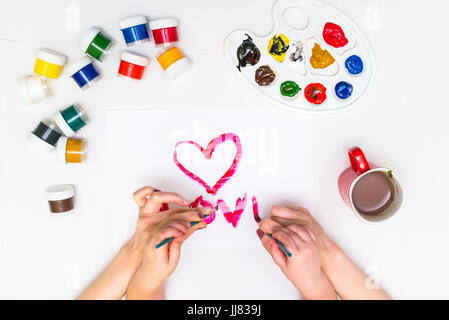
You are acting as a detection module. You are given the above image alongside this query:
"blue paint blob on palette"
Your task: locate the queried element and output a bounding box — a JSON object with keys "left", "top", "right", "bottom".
{"left": 224, "top": 0, "right": 374, "bottom": 112}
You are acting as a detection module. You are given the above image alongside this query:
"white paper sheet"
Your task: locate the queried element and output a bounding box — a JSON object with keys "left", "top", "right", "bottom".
{"left": 107, "top": 107, "right": 316, "bottom": 299}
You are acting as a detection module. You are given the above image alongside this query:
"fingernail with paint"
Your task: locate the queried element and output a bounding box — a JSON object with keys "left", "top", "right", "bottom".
{"left": 256, "top": 229, "right": 264, "bottom": 239}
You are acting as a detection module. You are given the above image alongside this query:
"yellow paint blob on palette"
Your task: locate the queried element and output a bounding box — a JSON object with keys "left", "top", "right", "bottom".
{"left": 224, "top": 0, "right": 374, "bottom": 112}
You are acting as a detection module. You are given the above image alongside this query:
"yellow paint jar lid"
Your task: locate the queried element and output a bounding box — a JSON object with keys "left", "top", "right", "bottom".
{"left": 36, "top": 48, "right": 67, "bottom": 66}
{"left": 157, "top": 47, "right": 184, "bottom": 70}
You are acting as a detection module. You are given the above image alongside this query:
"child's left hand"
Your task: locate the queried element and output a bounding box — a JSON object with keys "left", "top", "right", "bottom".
{"left": 126, "top": 186, "right": 209, "bottom": 299}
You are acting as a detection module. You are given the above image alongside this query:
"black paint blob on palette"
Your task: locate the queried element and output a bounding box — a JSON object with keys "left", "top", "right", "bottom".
{"left": 236, "top": 34, "right": 260, "bottom": 71}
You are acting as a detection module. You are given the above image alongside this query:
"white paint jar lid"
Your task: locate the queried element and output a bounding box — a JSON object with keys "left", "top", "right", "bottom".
{"left": 119, "top": 16, "right": 148, "bottom": 30}
{"left": 120, "top": 51, "right": 150, "bottom": 66}
{"left": 164, "top": 57, "right": 191, "bottom": 78}
{"left": 53, "top": 110, "right": 75, "bottom": 137}
{"left": 149, "top": 18, "right": 178, "bottom": 30}
{"left": 80, "top": 27, "right": 101, "bottom": 53}
{"left": 46, "top": 184, "right": 75, "bottom": 201}
{"left": 66, "top": 56, "right": 93, "bottom": 75}
{"left": 55, "top": 136, "right": 68, "bottom": 164}
{"left": 36, "top": 48, "right": 67, "bottom": 66}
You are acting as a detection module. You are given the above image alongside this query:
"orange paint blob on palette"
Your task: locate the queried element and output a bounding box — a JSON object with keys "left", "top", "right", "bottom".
{"left": 224, "top": 0, "right": 373, "bottom": 112}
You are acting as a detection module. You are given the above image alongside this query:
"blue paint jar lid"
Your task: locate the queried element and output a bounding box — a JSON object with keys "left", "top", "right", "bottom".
{"left": 66, "top": 56, "right": 94, "bottom": 76}
{"left": 119, "top": 15, "right": 148, "bottom": 30}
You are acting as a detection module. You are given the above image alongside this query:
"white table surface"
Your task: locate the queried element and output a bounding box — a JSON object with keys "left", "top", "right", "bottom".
{"left": 1, "top": 0, "right": 449, "bottom": 299}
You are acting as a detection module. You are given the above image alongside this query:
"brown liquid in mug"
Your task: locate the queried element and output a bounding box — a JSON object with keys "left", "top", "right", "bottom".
{"left": 352, "top": 171, "right": 395, "bottom": 215}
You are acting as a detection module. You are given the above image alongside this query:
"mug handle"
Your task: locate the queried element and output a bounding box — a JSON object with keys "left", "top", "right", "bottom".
{"left": 348, "top": 146, "right": 370, "bottom": 174}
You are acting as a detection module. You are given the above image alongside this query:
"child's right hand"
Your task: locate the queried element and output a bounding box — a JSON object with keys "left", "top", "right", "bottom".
{"left": 258, "top": 206, "right": 336, "bottom": 299}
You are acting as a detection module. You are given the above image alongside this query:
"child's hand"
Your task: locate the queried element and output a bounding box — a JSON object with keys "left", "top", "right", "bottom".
{"left": 257, "top": 206, "right": 336, "bottom": 299}
{"left": 127, "top": 210, "right": 206, "bottom": 299}
{"left": 126, "top": 186, "right": 209, "bottom": 264}
{"left": 125, "top": 186, "right": 209, "bottom": 299}
{"left": 260, "top": 205, "right": 335, "bottom": 259}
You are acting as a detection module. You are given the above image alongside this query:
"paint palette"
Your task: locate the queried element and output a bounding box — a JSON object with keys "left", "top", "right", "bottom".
{"left": 224, "top": 0, "right": 373, "bottom": 112}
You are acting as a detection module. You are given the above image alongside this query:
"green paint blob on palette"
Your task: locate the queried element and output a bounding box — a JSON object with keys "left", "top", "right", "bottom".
{"left": 224, "top": 0, "right": 374, "bottom": 112}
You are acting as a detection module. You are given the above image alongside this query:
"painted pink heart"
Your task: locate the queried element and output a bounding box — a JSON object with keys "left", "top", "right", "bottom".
{"left": 173, "top": 133, "right": 242, "bottom": 195}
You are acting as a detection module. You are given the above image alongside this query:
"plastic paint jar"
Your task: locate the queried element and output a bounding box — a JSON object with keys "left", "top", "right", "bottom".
{"left": 149, "top": 18, "right": 179, "bottom": 47}
{"left": 28, "top": 120, "right": 62, "bottom": 152}
{"left": 56, "top": 137, "right": 87, "bottom": 164}
{"left": 67, "top": 56, "right": 101, "bottom": 90}
{"left": 46, "top": 184, "right": 75, "bottom": 216}
{"left": 53, "top": 104, "right": 89, "bottom": 137}
{"left": 118, "top": 51, "right": 150, "bottom": 80}
{"left": 119, "top": 16, "right": 150, "bottom": 47}
{"left": 80, "top": 27, "right": 114, "bottom": 62}
{"left": 34, "top": 48, "right": 67, "bottom": 79}
{"left": 17, "top": 75, "right": 52, "bottom": 104}
{"left": 157, "top": 47, "right": 191, "bottom": 78}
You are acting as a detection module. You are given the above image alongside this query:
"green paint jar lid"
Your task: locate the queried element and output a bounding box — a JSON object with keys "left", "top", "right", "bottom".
{"left": 80, "top": 27, "right": 101, "bottom": 53}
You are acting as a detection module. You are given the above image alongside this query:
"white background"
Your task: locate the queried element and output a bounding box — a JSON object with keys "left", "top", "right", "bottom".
{"left": 1, "top": 0, "right": 449, "bottom": 299}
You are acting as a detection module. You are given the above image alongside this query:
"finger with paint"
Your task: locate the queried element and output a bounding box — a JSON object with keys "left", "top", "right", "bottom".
{"left": 253, "top": 196, "right": 291, "bottom": 257}
{"left": 155, "top": 206, "right": 218, "bottom": 249}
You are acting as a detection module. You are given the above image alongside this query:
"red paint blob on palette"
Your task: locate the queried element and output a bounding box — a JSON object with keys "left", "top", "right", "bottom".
{"left": 322, "top": 22, "right": 348, "bottom": 48}
{"left": 305, "top": 83, "right": 327, "bottom": 104}
{"left": 173, "top": 133, "right": 242, "bottom": 195}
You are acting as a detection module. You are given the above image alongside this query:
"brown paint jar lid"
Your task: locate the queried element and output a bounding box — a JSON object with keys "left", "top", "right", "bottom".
{"left": 46, "top": 184, "right": 75, "bottom": 201}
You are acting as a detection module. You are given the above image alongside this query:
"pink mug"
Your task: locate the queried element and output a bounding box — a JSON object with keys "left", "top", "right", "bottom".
{"left": 338, "top": 147, "right": 403, "bottom": 223}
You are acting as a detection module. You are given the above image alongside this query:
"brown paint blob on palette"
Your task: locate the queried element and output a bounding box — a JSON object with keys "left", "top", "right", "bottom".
{"left": 255, "top": 65, "right": 276, "bottom": 86}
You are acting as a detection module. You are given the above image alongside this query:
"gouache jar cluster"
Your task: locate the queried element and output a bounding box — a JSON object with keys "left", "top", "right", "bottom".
{"left": 17, "top": 16, "right": 190, "bottom": 105}
{"left": 28, "top": 104, "right": 89, "bottom": 165}
{"left": 18, "top": 14, "right": 191, "bottom": 217}
{"left": 116, "top": 15, "right": 190, "bottom": 79}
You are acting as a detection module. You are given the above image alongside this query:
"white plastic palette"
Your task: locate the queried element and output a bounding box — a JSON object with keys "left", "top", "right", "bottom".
{"left": 224, "top": 0, "right": 374, "bottom": 112}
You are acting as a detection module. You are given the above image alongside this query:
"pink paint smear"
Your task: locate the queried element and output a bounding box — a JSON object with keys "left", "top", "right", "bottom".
{"left": 217, "top": 194, "right": 247, "bottom": 228}
{"left": 173, "top": 133, "right": 242, "bottom": 195}
{"left": 252, "top": 195, "right": 261, "bottom": 223}
{"left": 189, "top": 196, "right": 216, "bottom": 224}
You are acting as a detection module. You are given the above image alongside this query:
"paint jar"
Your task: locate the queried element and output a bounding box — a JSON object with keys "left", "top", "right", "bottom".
{"left": 53, "top": 104, "right": 89, "bottom": 137}
{"left": 119, "top": 16, "right": 150, "bottom": 47}
{"left": 67, "top": 56, "right": 101, "bottom": 90}
{"left": 56, "top": 137, "right": 87, "bottom": 164}
{"left": 80, "top": 27, "right": 114, "bottom": 62}
{"left": 28, "top": 120, "right": 62, "bottom": 152}
{"left": 34, "top": 48, "right": 67, "bottom": 79}
{"left": 156, "top": 47, "right": 191, "bottom": 78}
{"left": 46, "top": 184, "right": 75, "bottom": 216}
{"left": 17, "top": 75, "right": 52, "bottom": 104}
{"left": 149, "top": 18, "right": 179, "bottom": 47}
{"left": 118, "top": 51, "right": 150, "bottom": 80}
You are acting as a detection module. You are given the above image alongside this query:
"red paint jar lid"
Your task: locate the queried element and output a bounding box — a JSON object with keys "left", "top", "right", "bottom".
{"left": 149, "top": 18, "right": 178, "bottom": 30}
{"left": 120, "top": 51, "right": 150, "bottom": 66}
